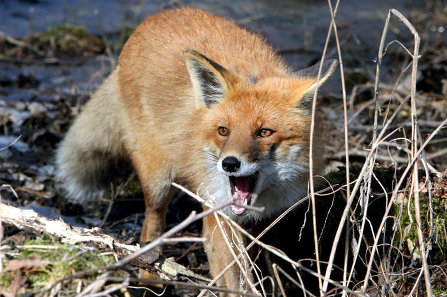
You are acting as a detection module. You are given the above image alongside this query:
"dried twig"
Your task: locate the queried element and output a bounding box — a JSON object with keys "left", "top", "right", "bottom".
{"left": 84, "top": 277, "right": 130, "bottom": 297}
{"left": 0, "top": 30, "right": 43, "bottom": 55}
{"left": 361, "top": 118, "right": 446, "bottom": 292}
{"left": 107, "top": 277, "right": 260, "bottom": 297}
{"left": 77, "top": 194, "right": 262, "bottom": 297}
{"left": 322, "top": 91, "right": 411, "bottom": 292}
{"left": 178, "top": 184, "right": 364, "bottom": 297}
{"left": 393, "top": 7, "right": 435, "bottom": 296}
{"left": 0, "top": 202, "right": 215, "bottom": 297}
{"left": 0, "top": 203, "right": 148, "bottom": 260}
{"left": 324, "top": 2, "right": 352, "bottom": 294}
{"left": 308, "top": 0, "right": 342, "bottom": 291}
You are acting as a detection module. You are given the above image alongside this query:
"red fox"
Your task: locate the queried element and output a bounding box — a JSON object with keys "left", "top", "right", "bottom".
{"left": 56, "top": 7, "right": 336, "bottom": 293}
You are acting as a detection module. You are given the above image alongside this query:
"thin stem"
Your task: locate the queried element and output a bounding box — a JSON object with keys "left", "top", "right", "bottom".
{"left": 309, "top": 0, "right": 341, "bottom": 291}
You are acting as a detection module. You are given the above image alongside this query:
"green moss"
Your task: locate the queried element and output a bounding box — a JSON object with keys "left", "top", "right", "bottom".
{"left": 433, "top": 286, "right": 447, "bottom": 296}
{"left": 393, "top": 192, "right": 447, "bottom": 262}
{"left": 0, "top": 273, "right": 14, "bottom": 291}
{"left": 26, "top": 24, "right": 105, "bottom": 55}
{"left": 1, "top": 234, "right": 118, "bottom": 294}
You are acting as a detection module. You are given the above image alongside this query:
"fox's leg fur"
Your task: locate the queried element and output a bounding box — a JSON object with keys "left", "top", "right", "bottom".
{"left": 122, "top": 117, "right": 177, "bottom": 279}
{"left": 203, "top": 214, "right": 251, "bottom": 295}
{"left": 56, "top": 68, "right": 130, "bottom": 200}
{"left": 129, "top": 148, "right": 176, "bottom": 245}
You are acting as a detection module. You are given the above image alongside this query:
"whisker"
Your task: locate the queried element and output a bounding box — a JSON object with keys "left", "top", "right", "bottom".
{"left": 205, "top": 152, "right": 219, "bottom": 162}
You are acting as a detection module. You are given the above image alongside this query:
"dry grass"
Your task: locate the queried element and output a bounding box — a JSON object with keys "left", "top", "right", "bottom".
{"left": 181, "top": 3, "right": 447, "bottom": 296}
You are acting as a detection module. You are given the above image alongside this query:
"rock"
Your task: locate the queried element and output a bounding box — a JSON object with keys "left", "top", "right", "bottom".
{"left": 2, "top": 109, "right": 30, "bottom": 127}
{"left": 24, "top": 180, "right": 45, "bottom": 191}
{"left": 14, "top": 101, "right": 26, "bottom": 110}
{"left": 0, "top": 136, "right": 29, "bottom": 153}
{"left": 28, "top": 102, "right": 47, "bottom": 115}
{"left": 0, "top": 149, "right": 13, "bottom": 159}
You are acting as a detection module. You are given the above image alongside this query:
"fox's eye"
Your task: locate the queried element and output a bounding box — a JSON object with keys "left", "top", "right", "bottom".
{"left": 218, "top": 126, "right": 230, "bottom": 136}
{"left": 257, "top": 128, "right": 275, "bottom": 138}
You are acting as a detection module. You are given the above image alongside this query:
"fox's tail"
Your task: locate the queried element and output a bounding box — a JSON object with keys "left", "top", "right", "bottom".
{"left": 55, "top": 68, "right": 131, "bottom": 200}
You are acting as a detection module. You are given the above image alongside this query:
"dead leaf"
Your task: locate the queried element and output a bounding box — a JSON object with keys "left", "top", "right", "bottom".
{"left": 5, "top": 254, "right": 50, "bottom": 272}
{"left": 10, "top": 270, "right": 26, "bottom": 297}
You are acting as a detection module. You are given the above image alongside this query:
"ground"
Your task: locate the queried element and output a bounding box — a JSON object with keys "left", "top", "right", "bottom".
{"left": 0, "top": 0, "right": 446, "bottom": 296}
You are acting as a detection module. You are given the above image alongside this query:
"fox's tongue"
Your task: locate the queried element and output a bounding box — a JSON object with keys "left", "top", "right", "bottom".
{"left": 235, "top": 176, "right": 251, "bottom": 194}
{"left": 231, "top": 176, "right": 252, "bottom": 215}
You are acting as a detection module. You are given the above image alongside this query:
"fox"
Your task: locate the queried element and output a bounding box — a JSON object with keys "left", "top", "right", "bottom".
{"left": 56, "top": 7, "right": 336, "bottom": 294}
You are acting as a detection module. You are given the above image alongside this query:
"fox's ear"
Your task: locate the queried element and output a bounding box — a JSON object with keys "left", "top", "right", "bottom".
{"left": 292, "top": 59, "right": 337, "bottom": 109}
{"left": 184, "top": 49, "right": 233, "bottom": 108}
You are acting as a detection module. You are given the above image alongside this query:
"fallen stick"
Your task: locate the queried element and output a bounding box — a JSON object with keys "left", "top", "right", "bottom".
{"left": 0, "top": 202, "right": 207, "bottom": 281}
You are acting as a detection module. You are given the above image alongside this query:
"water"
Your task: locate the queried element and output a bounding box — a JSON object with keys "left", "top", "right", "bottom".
{"left": 0, "top": 0, "right": 429, "bottom": 101}
{"left": 1, "top": 0, "right": 419, "bottom": 55}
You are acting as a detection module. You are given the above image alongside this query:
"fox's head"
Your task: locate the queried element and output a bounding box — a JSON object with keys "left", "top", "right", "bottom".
{"left": 184, "top": 49, "right": 337, "bottom": 221}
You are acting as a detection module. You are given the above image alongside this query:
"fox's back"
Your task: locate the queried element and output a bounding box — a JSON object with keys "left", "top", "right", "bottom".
{"left": 118, "top": 8, "right": 288, "bottom": 119}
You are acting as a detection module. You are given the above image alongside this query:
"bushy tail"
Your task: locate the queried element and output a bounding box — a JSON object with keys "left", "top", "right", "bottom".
{"left": 55, "top": 68, "right": 131, "bottom": 200}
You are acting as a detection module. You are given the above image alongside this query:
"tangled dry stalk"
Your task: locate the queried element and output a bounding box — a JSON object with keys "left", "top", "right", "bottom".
{"left": 180, "top": 4, "right": 444, "bottom": 296}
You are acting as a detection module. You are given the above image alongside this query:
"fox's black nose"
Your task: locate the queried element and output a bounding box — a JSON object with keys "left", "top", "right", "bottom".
{"left": 222, "top": 156, "right": 241, "bottom": 173}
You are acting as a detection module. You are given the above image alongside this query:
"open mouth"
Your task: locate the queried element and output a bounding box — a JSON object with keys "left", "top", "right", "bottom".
{"left": 229, "top": 174, "right": 258, "bottom": 215}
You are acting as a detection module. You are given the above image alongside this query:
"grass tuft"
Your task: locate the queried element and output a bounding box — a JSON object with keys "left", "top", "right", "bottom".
{"left": 1, "top": 233, "right": 119, "bottom": 295}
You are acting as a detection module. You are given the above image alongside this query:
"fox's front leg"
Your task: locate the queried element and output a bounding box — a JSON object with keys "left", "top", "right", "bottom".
{"left": 203, "top": 213, "right": 253, "bottom": 295}
{"left": 139, "top": 191, "right": 172, "bottom": 280}
{"left": 140, "top": 186, "right": 176, "bottom": 245}
{"left": 130, "top": 149, "right": 175, "bottom": 244}
{"left": 129, "top": 146, "right": 175, "bottom": 278}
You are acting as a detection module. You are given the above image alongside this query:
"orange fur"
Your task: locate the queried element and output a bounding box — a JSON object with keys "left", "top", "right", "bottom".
{"left": 56, "top": 7, "right": 336, "bottom": 294}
